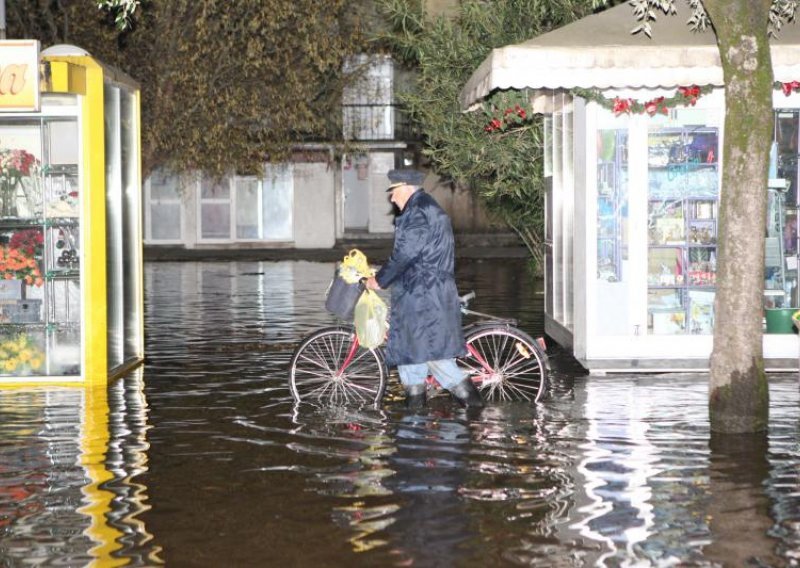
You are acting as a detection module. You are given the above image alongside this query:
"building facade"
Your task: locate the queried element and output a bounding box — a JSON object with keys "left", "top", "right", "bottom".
{"left": 144, "top": 0, "right": 501, "bottom": 251}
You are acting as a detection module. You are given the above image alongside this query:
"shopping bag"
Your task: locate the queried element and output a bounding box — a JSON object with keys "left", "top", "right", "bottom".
{"left": 325, "top": 265, "right": 363, "bottom": 320}
{"left": 354, "top": 289, "right": 388, "bottom": 349}
{"left": 324, "top": 249, "right": 375, "bottom": 320}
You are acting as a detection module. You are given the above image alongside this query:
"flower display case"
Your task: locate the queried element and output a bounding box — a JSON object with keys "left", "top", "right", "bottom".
{"left": 0, "top": 42, "right": 143, "bottom": 385}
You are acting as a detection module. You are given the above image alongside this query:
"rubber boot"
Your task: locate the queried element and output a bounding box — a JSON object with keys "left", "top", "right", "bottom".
{"left": 404, "top": 383, "right": 427, "bottom": 409}
{"left": 449, "top": 379, "right": 485, "bottom": 409}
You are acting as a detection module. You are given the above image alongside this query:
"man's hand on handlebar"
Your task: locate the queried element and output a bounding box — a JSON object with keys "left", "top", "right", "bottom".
{"left": 365, "top": 276, "right": 381, "bottom": 291}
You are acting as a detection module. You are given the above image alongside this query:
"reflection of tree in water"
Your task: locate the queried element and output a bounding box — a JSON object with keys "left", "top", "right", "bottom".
{"left": 705, "top": 433, "right": 779, "bottom": 566}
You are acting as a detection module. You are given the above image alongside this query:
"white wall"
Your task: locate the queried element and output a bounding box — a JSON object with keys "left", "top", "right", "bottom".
{"left": 368, "top": 152, "right": 396, "bottom": 233}
{"left": 293, "top": 162, "right": 336, "bottom": 248}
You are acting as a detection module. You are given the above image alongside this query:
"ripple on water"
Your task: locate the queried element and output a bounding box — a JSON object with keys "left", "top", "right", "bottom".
{"left": 2, "top": 260, "right": 800, "bottom": 567}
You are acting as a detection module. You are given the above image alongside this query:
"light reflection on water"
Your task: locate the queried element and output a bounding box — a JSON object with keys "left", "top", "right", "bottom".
{"left": 0, "top": 259, "right": 799, "bottom": 566}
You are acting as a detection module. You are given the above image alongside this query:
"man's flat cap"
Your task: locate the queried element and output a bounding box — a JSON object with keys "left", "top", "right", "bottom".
{"left": 387, "top": 168, "right": 425, "bottom": 191}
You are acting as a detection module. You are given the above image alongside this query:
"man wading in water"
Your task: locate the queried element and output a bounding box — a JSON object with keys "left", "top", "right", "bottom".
{"left": 365, "top": 169, "right": 483, "bottom": 409}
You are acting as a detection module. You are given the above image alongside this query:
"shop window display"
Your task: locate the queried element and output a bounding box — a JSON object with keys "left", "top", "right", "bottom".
{"left": 597, "top": 130, "right": 628, "bottom": 283}
{"left": 771, "top": 111, "right": 800, "bottom": 307}
{"left": 0, "top": 117, "right": 81, "bottom": 377}
{"left": 647, "top": 126, "right": 719, "bottom": 335}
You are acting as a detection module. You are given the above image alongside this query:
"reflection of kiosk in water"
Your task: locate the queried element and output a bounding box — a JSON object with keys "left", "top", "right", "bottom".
{"left": 0, "top": 41, "right": 143, "bottom": 385}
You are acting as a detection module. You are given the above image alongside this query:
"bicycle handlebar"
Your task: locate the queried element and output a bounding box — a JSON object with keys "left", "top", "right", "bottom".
{"left": 459, "top": 291, "right": 476, "bottom": 306}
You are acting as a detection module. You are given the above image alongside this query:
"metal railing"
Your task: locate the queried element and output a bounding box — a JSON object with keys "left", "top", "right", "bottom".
{"left": 341, "top": 103, "right": 419, "bottom": 142}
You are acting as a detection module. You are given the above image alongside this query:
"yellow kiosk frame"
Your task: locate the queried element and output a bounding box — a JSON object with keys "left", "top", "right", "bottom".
{"left": 0, "top": 42, "right": 144, "bottom": 386}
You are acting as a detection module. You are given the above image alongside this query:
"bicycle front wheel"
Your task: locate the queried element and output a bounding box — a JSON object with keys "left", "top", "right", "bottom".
{"left": 459, "top": 326, "right": 547, "bottom": 403}
{"left": 289, "top": 326, "right": 387, "bottom": 405}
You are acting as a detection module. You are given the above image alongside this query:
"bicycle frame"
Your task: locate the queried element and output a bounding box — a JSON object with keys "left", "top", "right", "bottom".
{"left": 335, "top": 291, "right": 548, "bottom": 386}
{"left": 337, "top": 335, "right": 362, "bottom": 376}
{"left": 337, "top": 331, "right": 509, "bottom": 387}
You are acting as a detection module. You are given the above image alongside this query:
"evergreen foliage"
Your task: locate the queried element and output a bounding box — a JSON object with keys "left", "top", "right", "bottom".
{"left": 377, "top": 0, "right": 599, "bottom": 268}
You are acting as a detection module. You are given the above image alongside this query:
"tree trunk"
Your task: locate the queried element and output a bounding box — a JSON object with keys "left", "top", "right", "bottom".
{"left": 703, "top": 0, "right": 773, "bottom": 433}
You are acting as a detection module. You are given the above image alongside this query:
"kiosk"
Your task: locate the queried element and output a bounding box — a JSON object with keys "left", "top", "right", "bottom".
{"left": 461, "top": 3, "right": 800, "bottom": 371}
{"left": 0, "top": 41, "right": 143, "bottom": 385}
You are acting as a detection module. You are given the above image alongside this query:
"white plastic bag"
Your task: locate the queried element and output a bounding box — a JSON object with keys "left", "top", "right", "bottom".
{"left": 354, "top": 290, "right": 388, "bottom": 349}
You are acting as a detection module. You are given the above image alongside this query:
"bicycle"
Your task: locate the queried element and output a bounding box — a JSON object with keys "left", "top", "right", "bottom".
{"left": 288, "top": 291, "right": 549, "bottom": 406}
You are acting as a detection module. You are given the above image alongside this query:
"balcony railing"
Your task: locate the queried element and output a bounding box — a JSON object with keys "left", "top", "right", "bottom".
{"left": 342, "top": 103, "right": 419, "bottom": 142}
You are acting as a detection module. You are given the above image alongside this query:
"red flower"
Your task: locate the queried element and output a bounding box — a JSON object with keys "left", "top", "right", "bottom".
{"left": 644, "top": 97, "right": 665, "bottom": 116}
{"left": 678, "top": 85, "right": 701, "bottom": 99}
{"left": 9, "top": 229, "right": 43, "bottom": 257}
{"left": 678, "top": 85, "right": 701, "bottom": 106}
{"left": 782, "top": 81, "right": 800, "bottom": 96}
{"left": 484, "top": 118, "right": 503, "bottom": 132}
{"left": 612, "top": 98, "right": 632, "bottom": 115}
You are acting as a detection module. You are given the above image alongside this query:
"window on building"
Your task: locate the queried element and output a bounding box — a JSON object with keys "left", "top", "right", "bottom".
{"left": 343, "top": 54, "right": 394, "bottom": 140}
{"left": 233, "top": 165, "right": 293, "bottom": 241}
{"left": 199, "top": 178, "right": 231, "bottom": 240}
{"left": 199, "top": 165, "right": 293, "bottom": 242}
{"left": 146, "top": 171, "right": 183, "bottom": 242}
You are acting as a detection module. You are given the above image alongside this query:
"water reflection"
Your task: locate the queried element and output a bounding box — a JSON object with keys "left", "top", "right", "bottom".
{"left": 0, "top": 371, "right": 158, "bottom": 566}
{"left": 2, "top": 259, "right": 800, "bottom": 566}
{"left": 706, "top": 433, "right": 779, "bottom": 566}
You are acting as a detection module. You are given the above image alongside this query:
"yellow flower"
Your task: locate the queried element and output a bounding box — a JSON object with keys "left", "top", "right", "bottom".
{"left": 3, "top": 358, "right": 16, "bottom": 371}
{"left": 29, "top": 357, "right": 42, "bottom": 370}
{"left": 17, "top": 349, "right": 31, "bottom": 362}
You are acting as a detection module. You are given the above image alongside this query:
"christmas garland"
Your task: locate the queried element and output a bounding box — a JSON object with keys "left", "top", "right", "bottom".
{"left": 571, "top": 85, "right": 713, "bottom": 116}
{"left": 483, "top": 82, "right": 800, "bottom": 132}
{"left": 572, "top": 82, "right": 800, "bottom": 118}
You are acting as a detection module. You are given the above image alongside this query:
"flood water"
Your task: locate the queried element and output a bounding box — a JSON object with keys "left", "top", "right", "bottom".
{"left": 3, "top": 258, "right": 800, "bottom": 566}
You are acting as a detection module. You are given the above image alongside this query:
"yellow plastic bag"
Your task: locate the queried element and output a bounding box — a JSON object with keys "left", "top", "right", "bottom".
{"left": 354, "top": 289, "right": 388, "bottom": 349}
{"left": 339, "top": 249, "right": 374, "bottom": 284}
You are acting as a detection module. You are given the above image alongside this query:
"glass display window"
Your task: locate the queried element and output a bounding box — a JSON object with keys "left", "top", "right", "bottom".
{"left": 594, "top": 119, "right": 633, "bottom": 338}
{"left": 0, "top": 113, "right": 81, "bottom": 377}
{"left": 597, "top": 129, "right": 628, "bottom": 282}
{"left": 647, "top": 126, "right": 719, "bottom": 335}
{"left": 648, "top": 289, "right": 685, "bottom": 335}
{"left": 769, "top": 111, "right": 800, "bottom": 308}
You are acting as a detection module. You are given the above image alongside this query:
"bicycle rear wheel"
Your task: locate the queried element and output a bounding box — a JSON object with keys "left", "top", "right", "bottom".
{"left": 289, "top": 326, "right": 387, "bottom": 405}
{"left": 459, "top": 325, "right": 547, "bottom": 403}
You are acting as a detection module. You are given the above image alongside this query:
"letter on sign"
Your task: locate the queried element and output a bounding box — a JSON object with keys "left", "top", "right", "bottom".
{"left": 0, "top": 65, "right": 28, "bottom": 95}
{"left": 0, "top": 41, "right": 40, "bottom": 111}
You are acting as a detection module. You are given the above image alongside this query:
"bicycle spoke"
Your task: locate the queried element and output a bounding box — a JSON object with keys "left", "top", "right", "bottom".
{"left": 290, "top": 329, "right": 386, "bottom": 405}
{"left": 296, "top": 353, "right": 336, "bottom": 373}
{"left": 461, "top": 329, "right": 546, "bottom": 403}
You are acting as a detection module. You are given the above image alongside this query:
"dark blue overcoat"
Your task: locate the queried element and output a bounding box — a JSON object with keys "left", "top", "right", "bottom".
{"left": 375, "top": 189, "right": 466, "bottom": 367}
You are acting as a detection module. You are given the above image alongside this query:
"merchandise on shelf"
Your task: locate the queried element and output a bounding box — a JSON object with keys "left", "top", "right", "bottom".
{"left": 647, "top": 127, "right": 720, "bottom": 335}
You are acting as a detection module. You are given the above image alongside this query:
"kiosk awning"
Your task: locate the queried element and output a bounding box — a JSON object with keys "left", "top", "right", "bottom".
{"left": 460, "top": 2, "right": 800, "bottom": 109}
